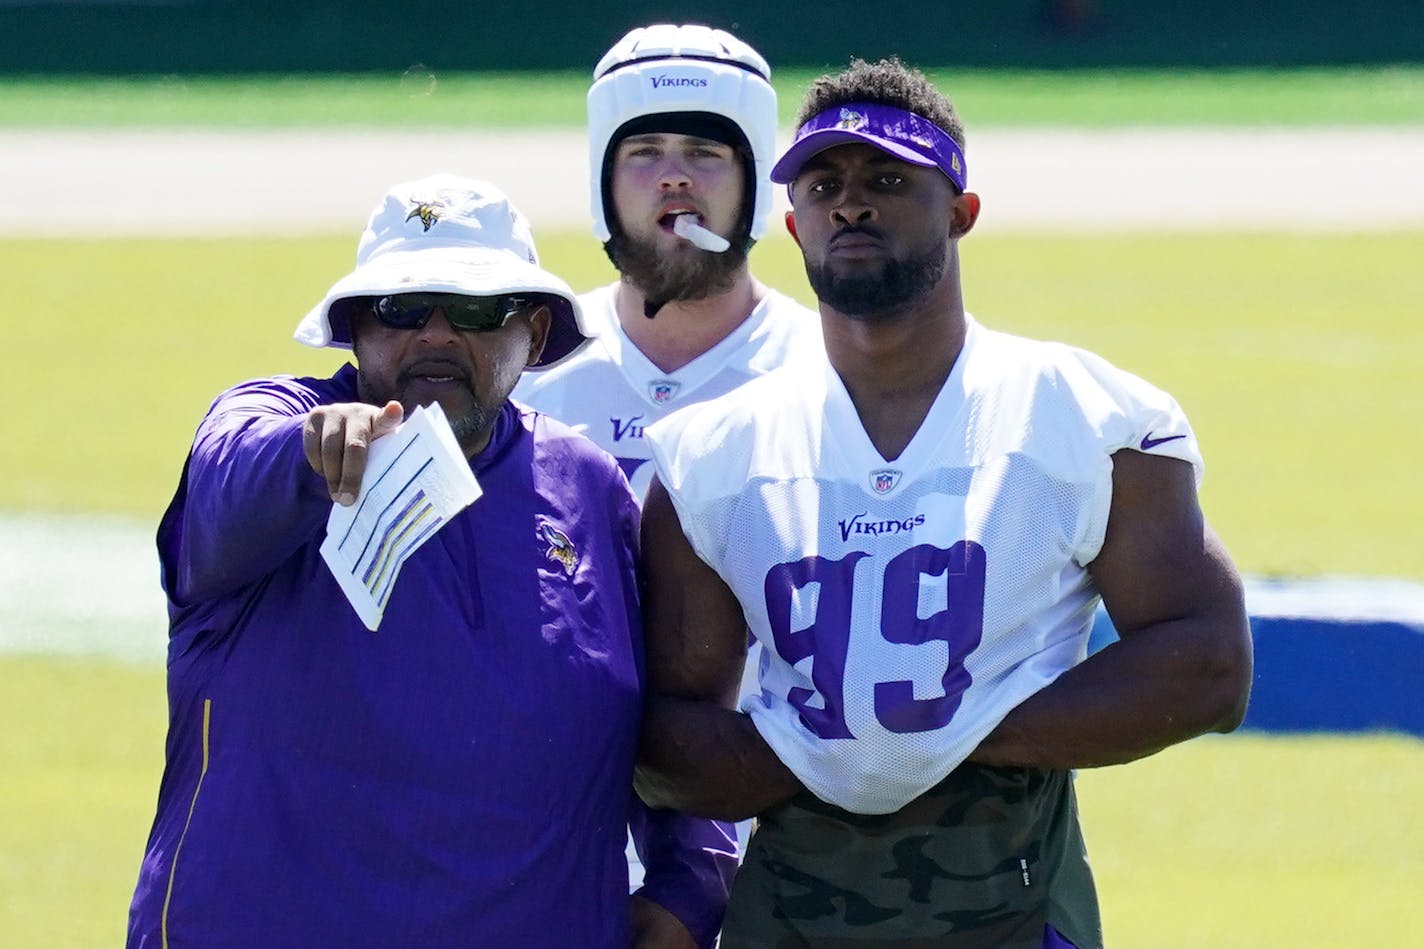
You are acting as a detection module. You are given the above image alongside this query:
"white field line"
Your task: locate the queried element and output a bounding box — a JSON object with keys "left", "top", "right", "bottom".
{"left": 0, "top": 512, "right": 168, "bottom": 662}
{"left": 4, "top": 127, "right": 1424, "bottom": 236}
{"left": 4, "top": 509, "right": 1424, "bottom": 663}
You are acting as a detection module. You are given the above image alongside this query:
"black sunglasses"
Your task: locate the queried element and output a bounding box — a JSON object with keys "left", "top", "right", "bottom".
{"left": 368, "top": 293, "right": 535, "bottom": 332}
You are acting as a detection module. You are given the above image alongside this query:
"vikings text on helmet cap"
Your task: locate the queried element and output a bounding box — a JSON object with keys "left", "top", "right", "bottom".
{"left": 586, "top": 23, "right": 777, "bottom": 245}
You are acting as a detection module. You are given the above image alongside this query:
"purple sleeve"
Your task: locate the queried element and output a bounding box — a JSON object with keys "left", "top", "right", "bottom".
{"left": 159, "top": 378, "right": 335, "bottom": 606}
{"left": 628, "top": 797, "right": 737, "bottom": 948}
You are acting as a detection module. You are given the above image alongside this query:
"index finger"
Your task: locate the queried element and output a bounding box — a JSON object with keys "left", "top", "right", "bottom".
{"left": 301, "top": 407, "right": 349, "bottom": 500}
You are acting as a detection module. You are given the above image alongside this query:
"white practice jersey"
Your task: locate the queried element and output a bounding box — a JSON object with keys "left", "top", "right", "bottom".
{"left": 645, "top": 315, "right": 1203, "bottom": 815}
{"left": 513, "top": 282, "right": 822, "bottom": 501}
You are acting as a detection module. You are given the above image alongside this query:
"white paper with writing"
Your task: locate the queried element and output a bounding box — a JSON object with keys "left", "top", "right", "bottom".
{"left": 319, "top": 403, "right": 481, "bottom": 630}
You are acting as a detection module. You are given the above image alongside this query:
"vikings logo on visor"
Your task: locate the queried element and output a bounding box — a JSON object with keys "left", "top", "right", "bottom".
{"left": 770, "top": 102, "right": 967, "bottom": 193}
{"left": 835, "top": 108, "right": 867, "bottom": 131}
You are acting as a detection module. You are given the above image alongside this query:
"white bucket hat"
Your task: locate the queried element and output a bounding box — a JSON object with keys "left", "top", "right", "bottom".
{"left": 295, "top": 174, "right": 590, "bottom": 368}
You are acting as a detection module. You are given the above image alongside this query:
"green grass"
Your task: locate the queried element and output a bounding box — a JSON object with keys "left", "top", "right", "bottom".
{"left": 3, "top": 67, "right": 1424, "bottom": 128}
{"left": 1074, "top": 734, "right": 1424, "bottom": 947}
{"left": 7, "top": 230, "right": 1421, "bottom": 579}
{"left": 3, "top": 652, "right": 1418, "bottom": 947}
{"left": 0, "top": 655, "right": 165, "bottom": 946}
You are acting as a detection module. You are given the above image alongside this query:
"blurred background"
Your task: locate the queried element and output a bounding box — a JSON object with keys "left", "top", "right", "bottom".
{"left": 2, "top": 2, "right": 1422, "bottom": 946}
{"left": 3, "top": 0, "right": 1423, "bottom": 72}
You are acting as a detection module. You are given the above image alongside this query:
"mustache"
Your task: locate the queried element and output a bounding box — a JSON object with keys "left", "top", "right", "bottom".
{"left": 657, "top": 197, "right": 704, "bottom": 219}
{"left": 397, "top": 358, "right": 472, "bottom": 385}
{"left": 657, "top": 190, "right": 697, "bottom": 208}
{"left": 830, "top": 223, "right": 887, "bottom": 243}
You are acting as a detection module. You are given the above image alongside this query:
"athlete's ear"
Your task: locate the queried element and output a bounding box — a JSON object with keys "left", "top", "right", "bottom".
{"left": 524, "top": 304, "right": 551, "bottom": 368}
{"left": 784, "top": 210, "right": 801, "bottom": 247}
{"left": 950, "top": 191, "right": 981, "bottom": 239}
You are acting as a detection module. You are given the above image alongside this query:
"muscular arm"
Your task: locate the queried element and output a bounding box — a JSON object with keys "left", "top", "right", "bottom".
{"left": 634, "top": 477, "right": 805, "bottom": 821}
{"left": 969, "top": 449, "right": 1253, "bottom": 769}
{"left": 598, "top": 475, "right": 734, "bottom": 949}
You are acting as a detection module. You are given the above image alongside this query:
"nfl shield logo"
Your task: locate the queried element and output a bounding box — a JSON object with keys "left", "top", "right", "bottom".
{"left": 649, "top": 380, "right": 680, "bottom": 404}
{"left": 871, "top": 469, "right": 901, "bottom": 494}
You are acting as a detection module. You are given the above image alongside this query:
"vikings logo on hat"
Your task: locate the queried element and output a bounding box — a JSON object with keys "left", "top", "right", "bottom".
{"left": 836, "top": 108, "right": 867, "bottom": 131}
{"left": 649, "top": 380, "right": 681, "bottom": 404}
{"left": 405, "top": 200, "right": 445, "bottom": 232}
{"left": 951, "top": 153, "right": 963, "bottom": 176}
{"left": 870, "top": 468, "right": 902, "bottom": 494}
{"left": 539, "top": 521, "right": 578, "bottom": 576}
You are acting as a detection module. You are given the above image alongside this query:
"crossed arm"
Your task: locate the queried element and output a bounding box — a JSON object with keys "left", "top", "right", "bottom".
{"left": 635, "top": 477, "right": 806, "bottom": 821}
{"left": 636, "top": 450, "right": 1254, "bottom": 819}
{"left": 966, "top": 449, "right": 1254, "bottom": 769}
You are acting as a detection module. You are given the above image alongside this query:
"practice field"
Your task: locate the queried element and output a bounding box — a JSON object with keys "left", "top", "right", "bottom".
{"left": 4, "top": 66, "right": 1421, "bottom": 948}
{"left": 2, "top": 653, "right": 1419, "bottom": 948}
{"left": 5, "top": 229, "right": 1421, "bottom": 578}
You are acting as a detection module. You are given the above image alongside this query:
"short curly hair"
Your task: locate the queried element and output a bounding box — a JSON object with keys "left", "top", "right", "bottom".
{"left": 794, "top": 57, "right": 965, "bottom": 149}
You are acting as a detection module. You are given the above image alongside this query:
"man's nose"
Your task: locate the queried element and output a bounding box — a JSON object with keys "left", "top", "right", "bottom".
{"left": 830, "top": 181, "right": 876, "bottom": 225}
{"left": 831, "top": 200, "right": 875, "bottom": 226}
{"left": 657, "top": 156, "right": 693, "bottom": 191}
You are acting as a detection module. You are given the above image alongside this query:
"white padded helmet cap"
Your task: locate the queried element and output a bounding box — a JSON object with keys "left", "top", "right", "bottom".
{"left": 587, "top": 24, "right": 777, "bottom": 243}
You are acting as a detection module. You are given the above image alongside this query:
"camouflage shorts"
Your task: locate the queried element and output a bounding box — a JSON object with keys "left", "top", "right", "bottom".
{"left": 720, "top": 764, "right": 1102, "bottom": 948}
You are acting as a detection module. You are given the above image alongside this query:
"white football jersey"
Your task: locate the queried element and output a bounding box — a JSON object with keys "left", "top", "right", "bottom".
{"left": 645, "top": 315, "right": 1203, "bottom": 815}
{"left": 512, "top": 282, "right": 823, "bottom": 501}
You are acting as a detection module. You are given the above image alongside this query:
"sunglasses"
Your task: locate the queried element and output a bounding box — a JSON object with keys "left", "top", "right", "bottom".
{"left": 367, "top": 293, "right": 536, "bottom": 332}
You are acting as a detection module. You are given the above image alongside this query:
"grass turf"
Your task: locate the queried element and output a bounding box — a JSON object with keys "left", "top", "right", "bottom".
{"left": 6, "top": 229, "right": 1421, "bottom": 579}
{"left": 2, "top": 67, "right": 1424, "bottom": 128}
{"left": 1072, "top": 733, "right": 1424, "bottom": 947}
{"left": 0, "top": 655, "right": 165, "bottom": 946}
{"left": 2, "top": 653, "right": 1418, "bottom": 947}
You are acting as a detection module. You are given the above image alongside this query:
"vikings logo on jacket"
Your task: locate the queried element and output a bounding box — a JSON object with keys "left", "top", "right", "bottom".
{"left": 539, "top": 521, "right": 578, "bottom": 576}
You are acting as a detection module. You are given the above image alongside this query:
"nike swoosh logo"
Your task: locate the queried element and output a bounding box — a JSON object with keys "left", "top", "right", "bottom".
{"left": 1140, "top": 432, "right": 1187, "bottom": 451}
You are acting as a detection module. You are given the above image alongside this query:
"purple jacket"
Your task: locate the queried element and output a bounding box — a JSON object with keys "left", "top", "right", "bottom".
{"left": 127, "top": 365, "right": 734, "bottom": 948}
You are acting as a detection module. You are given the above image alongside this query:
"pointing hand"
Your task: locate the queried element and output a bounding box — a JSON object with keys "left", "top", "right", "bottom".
{"left": 302, "top": 401, "right": 405, "bottom": 505}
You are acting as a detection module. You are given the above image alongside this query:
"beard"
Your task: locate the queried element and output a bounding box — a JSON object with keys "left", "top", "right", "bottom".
{"left": 356, "top": 365, "right": 496, "bottom": 453}
{"left": 606, "top": 228, "right": 748, "bottom": 304}
{"left": 439, "top": 396, "right": 496, "bottom": 447}
{"left": 805, "top": 233, "right": 947, "bottom": 321}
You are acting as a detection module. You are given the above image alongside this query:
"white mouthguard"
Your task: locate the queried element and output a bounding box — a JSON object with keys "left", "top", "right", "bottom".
{"left": 672, "top": 214, "right": 732, "bottom": 253}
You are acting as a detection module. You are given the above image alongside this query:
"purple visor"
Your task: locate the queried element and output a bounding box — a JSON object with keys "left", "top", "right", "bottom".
{"left": 770, "top": 102, "right": 967, "bottom": 192}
